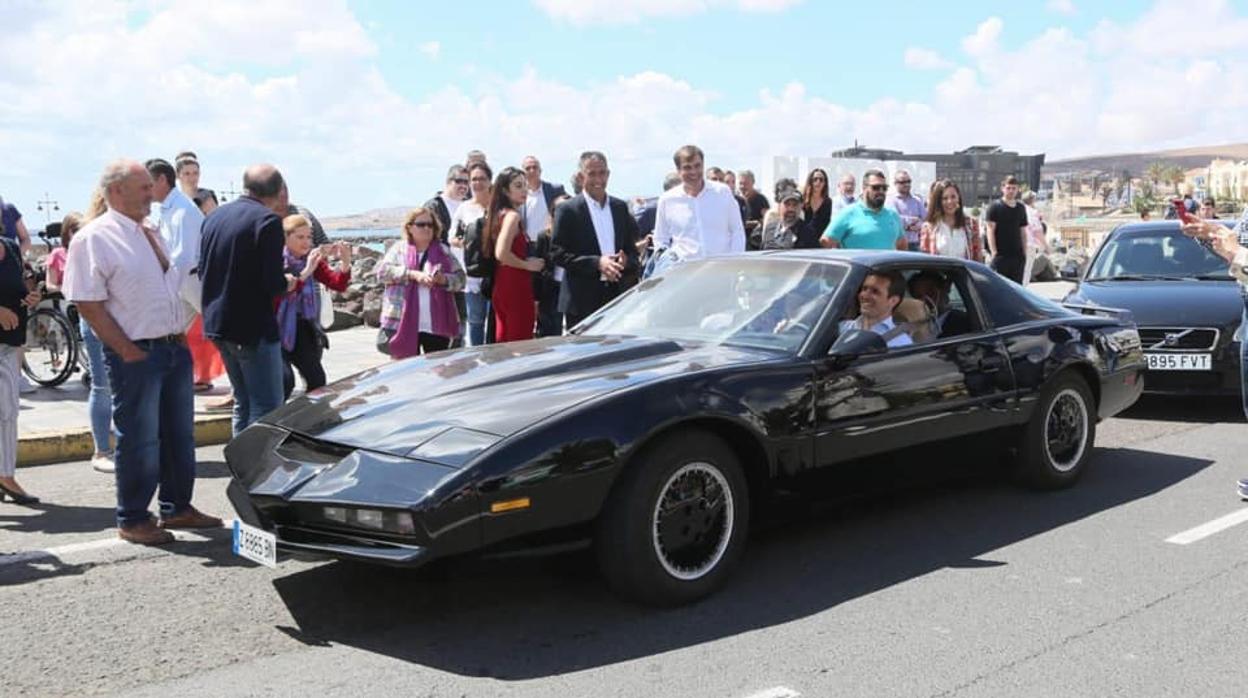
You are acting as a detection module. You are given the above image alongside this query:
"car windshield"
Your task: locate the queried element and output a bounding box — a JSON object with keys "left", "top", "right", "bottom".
{"left": 1086, "top": 232, "right": 1232, "bottom": 280}
{"left": 579, "top": 258, "right": 847, "bottom": 352}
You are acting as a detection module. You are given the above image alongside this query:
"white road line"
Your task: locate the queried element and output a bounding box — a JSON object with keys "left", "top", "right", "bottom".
{"left": 0, "top": 520, "right": 235, "bottom": 568}
{"left": 1165, "top": 508, "right": 1248, "bottom": 545}
{"left": 742, "top": 687, "right": 801, "bottom": 698}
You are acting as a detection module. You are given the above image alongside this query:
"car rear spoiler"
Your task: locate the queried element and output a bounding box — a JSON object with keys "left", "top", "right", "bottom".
{"left": 1061, "top": 302, "right": 1134, "bottom": 323}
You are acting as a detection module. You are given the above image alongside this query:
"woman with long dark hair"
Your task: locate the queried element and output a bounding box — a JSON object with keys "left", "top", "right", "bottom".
{"left": 920, "top": 179, "right": 982, "bottom": 261}
{"left": 485, "top": 167, "right": 544, "bottom": 342}
{"left": 802, "top": 168, "right": 832, "bottom": 237}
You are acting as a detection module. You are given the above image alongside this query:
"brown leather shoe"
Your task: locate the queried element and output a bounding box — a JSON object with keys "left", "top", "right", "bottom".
{"left": 158, "top": 506, "right": 224, "bottom": 530}
{"left": 118, "top": 520, "right": 175, "bottom": 545}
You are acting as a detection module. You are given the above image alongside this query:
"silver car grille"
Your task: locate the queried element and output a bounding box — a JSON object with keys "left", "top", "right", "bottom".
{"left": 1137, "top": 327, "right": 1220, "bottom": 352}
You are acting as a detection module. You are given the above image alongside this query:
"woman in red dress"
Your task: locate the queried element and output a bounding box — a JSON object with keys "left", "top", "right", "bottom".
{"left": 485, "top": 167, "right": 545, "bottom": 342}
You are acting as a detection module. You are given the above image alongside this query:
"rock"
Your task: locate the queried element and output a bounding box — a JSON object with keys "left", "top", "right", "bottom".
{"left": 328, "top": 309, "right": 363, "bottom": 331}
{"left": 344, "top": 300, "right": 363, "bottom": 315}
{"left": 361, "top": 291, "right": 383, "bottom": 328}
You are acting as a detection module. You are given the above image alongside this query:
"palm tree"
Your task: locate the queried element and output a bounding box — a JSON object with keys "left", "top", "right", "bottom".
{"left": 1165, "top": 164, "right": 1186, "bottom": 195}
{"left": 1144, "top": 161, "right": 1167, "bottom": 189}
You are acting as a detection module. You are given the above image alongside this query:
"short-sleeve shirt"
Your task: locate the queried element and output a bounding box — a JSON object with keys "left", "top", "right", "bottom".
{"left": 822, "top": 202, "right": 904, "bottom": 250}
{"left": 62, "top": 208, "right": 188, "bottom": 341}
{"left": 46, "top": 247, "right": 67, "bottom": 281}
{"left": 986, "top": 200, "right": 1029, "bottom": 258}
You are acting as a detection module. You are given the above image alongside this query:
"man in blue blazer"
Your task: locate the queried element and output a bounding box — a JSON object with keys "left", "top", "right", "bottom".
{"left": 551, "top": 151, "right": 641, "bottom": 329}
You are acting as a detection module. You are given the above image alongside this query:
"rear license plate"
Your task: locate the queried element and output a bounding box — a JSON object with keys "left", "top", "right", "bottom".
{"left": 1145, "top": 353, "right": 1212, "bottom": 371}
{"left": 232, "top": 520, "right": 277, "bottom": 568}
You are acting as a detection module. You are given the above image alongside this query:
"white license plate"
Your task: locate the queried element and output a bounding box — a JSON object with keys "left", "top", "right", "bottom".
{"left": 232, "top": 520, "right": 277, "bottom": 568}
{"left": 1145, "top": 353, "right": 1212, "bottom": 371}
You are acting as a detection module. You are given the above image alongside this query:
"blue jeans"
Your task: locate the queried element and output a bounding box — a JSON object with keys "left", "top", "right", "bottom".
{"left": 79, "top": 317, "right": 114, "bottom": 455}
{"left": 465, "top": 292, "right": 489, "bottom": 347}
{"left": 103, "top": 339, "right": 196, "bottom": 527}
{"left": 214, "top": 338, "right": 283, "bottom": 436}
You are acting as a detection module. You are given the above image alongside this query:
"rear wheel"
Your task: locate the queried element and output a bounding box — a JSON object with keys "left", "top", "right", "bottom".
{"left": 1015, "top": 371, "right": 1095, "bottom": 489}
{"left": 596, "top": 429, "right": 750, "bottom": 606}
{"left": 22, "top": 308, "right": 77, "bottom": 387}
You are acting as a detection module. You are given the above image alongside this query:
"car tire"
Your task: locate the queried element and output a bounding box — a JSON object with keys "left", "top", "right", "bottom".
{"left": 596, "top": 429, "right": 750, "bottom": 607}
{"left": 1015, "top": 370, "right": 1096, "bottom": 489}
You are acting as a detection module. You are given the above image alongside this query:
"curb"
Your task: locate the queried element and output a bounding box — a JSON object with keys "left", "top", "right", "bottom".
{"left": 17, "top": 415, "right": 233, "bottom": 467}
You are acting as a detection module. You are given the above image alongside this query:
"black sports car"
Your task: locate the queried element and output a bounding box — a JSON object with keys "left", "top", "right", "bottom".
{"left": 226, "top": 250, "right": 1144, "bottom": 605}
{"left": 1062, "top": 221, "right": 1243, "bottom": 396}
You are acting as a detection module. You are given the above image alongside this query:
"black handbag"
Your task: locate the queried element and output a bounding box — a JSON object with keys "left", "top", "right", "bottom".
{"left": 375, "top": 327, "right": 395, "bottom": 356}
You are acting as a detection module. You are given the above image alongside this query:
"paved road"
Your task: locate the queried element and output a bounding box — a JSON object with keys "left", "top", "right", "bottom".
{"left": 2, "top": 395, "right": 1246, "bottom": 697}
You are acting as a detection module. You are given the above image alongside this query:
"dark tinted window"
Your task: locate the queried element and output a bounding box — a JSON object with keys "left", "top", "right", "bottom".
{"left": 969, "top": 266, "right": 1070, "bottom": 328}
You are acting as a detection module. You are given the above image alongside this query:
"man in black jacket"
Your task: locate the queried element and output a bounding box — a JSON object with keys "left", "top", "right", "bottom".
{"left": 552, "top": 151, "right": 640, "bottom": 329}
{"left": 199, "top": 164, "right": 290, "bottom": 436}
{"left": 423, "top": 165, "right": 469, "bottom": 240}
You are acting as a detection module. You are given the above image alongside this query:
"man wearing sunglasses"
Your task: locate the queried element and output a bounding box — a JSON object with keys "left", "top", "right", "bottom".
{"left": 820, "top": 170, "right": 906, "bottom": 250}
{"left": 424, "top": 165, "right": 469, "bottom": 242}
{"left": 888, "top": 169, "right": 926, "bottom": 251}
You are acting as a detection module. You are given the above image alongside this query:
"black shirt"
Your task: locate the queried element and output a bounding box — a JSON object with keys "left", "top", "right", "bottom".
{"left": 986, "top": 200, "right": 1029, "bottom": 258}
{"left": 744, "top": 191, "right": 770, "bottom": 224}
{"left": 200, "top": 196, "right": 287, "bottom": 345}
{"left": 804, "top": 198, "right": 832, "bottom": 237}
{"left": 0, "top": 238, "right": 28, "bottom": 347}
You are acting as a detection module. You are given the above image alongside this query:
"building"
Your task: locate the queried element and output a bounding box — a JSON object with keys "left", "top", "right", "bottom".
{"left": 829, "top": 145, "right": 1045, "bottom": 204}
{"left": 1208, "top": 159, "right": 1248, "bottom": 203}
{"left": 1184, "top": 166, "right": 1209, "bottom": 201}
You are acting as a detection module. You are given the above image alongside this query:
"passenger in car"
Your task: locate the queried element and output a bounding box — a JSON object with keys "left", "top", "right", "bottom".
{"left": 839, "top": 271, "right": 913, "bottom": 348}
{"left": 908, "top": 270, "right": 972, "bottom": 339}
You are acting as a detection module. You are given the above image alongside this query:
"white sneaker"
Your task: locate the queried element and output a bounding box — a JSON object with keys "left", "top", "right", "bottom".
{"left": 18, "top": 375, "right": 36, "bottom": 394}
{"left": 92, "top": 454, "right": 115, "bottom": 474}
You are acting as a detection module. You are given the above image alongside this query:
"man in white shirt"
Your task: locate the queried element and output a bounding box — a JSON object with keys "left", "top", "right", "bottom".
{"left": 838, "top": 270, "right": 913, "bottom": 348}
{"left": 653, "top": 145, "right": 746, "bottom": 266}
{"left": 63, "top": 159, "right": 222, "bottom": 546}
{"left": 832, "top": 173, "right": 858, "bottom": 216}
{"left": 146, "top": 158, "right": 204, "bottom": 315}
{"left": 521, "top": 156, "right": 566, "bottom": 242}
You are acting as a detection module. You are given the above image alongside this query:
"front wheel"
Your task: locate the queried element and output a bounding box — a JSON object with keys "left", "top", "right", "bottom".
{"left": 596, "top": 429, "right": 750, "bottom": 606}
{"left": 1015, "top": 371, "right": 1096, "bottom": 489}
{"left": 22, "top": 308, "right": 77, "bottom": 387}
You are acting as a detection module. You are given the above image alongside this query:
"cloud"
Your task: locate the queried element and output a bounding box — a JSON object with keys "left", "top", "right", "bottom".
{"left": 3, "top": 0, "right": 1248, "bottom": 217}
{"left": 1046, "top": 0, "right": 1076, "bottom": 15}
{"left": 903, "top": 47, "right": 953, "bottom": 70}
{"left": 962, "top": 16, "right": 1003, "bottom": 57}
{"left": 532, "top": 0, "right": 801, "bottom": 25}
{"left": 418, "top": 41, "right": 441, "bottom": 60}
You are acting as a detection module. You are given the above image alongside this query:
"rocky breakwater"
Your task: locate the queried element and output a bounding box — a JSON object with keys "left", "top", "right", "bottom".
{"left": 328, "top": 239, "right": 394, "bottom": 331}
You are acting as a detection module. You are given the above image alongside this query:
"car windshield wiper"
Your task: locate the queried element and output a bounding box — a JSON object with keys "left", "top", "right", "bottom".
{"left": 1183, "top": 273, "right": 1234, "bottom": 280}
{"left": 1085, "top": 274, "right": 1186, "bottom": 281}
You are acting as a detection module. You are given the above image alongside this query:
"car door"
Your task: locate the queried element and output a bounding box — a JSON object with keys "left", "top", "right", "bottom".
{"left": 811, "top": 264, "right": 1015, "bottom": 468}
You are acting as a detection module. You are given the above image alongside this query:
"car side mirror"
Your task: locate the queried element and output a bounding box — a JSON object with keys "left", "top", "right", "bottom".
{"left": 1059, "top": 266, "right": 1080, "bottom": 280}
{"left": 829, "top": 328, "right": 887, "bottom": 360}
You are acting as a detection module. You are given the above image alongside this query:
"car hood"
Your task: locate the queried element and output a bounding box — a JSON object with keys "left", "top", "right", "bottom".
{"left": 262, "top": 334, "right": 778, "bottom": 462}
{"left": 1066, "top": 280, "right": 1243, "bottom": 328}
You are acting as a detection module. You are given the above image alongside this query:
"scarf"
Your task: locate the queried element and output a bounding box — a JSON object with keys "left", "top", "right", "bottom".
{"left": 277, "top": 247, "right": 320, "bottom": 352}
{"left": 389, "top": 241, "right": 460, "bottom": 359}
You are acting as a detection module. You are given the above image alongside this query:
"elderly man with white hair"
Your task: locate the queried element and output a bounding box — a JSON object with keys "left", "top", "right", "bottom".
{"left": 63, "top": 159, "right": 222, "bottom": 545}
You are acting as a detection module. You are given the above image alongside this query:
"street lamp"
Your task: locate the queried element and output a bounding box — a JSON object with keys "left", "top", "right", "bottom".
{"left": 35, "top": 192, "right": 60, "bottom": 226}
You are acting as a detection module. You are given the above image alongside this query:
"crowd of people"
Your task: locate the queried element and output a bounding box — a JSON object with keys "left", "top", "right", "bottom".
{"left": 10, "top": 140, "right": 1245, "bottom": 537}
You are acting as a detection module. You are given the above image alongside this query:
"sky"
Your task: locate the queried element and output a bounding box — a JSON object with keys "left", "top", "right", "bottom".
{"left": 2, "top": 0, "right": 1248, "bottom": 222}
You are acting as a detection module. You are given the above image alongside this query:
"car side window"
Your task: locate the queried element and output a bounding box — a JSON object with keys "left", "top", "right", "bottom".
{"left": 968, "top": 266, "right": 1063, "bottom": 328}
{"left": 897, "top": 267, "right": 982, "bottom": 344}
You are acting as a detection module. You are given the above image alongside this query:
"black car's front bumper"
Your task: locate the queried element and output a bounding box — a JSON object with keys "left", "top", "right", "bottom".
{"left": 224, "top": 423, "right": 481, "bottom": 567}
{"left": 1142, "top": 343, "right": 1242, "bottom": 396}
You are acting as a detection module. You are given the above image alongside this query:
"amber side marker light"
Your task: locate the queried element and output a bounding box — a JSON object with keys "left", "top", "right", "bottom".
{"left": 490, "top": 497, "right": 531, "bottom": 513}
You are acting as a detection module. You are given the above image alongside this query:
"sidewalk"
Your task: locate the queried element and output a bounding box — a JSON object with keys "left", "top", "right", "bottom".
{"left": 16, "top": 326, "right": 386, "bottom": 467}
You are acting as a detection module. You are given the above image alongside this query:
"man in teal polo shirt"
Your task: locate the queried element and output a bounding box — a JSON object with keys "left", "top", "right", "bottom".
{"left": 820, "top": 169, "right": 907, "bottom": 250}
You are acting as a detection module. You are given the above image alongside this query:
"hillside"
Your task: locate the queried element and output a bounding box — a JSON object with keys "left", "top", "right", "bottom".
{"left": 1044, "top": 142, "right": 1248, "bottom": 175}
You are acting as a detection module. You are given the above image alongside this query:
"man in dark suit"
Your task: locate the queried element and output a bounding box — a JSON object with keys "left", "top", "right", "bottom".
{"left": 552, "top": 151, "right": 641, "bottom": 329}
{"left": 908, "top": 270, "right": 971, "bottom": 339}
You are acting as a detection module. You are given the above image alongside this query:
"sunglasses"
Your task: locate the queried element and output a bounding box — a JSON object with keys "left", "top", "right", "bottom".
{"left": 409, "top": 221, "right": 434, "bottom": 229}
{"left": 895, "top": 180, "right": 911, "bottom": 185}
{"left": 867, "top": 184, "right": 889, "bottom": 192}
{"left": 452, "top": 178, "right": 469, "bottom": 185}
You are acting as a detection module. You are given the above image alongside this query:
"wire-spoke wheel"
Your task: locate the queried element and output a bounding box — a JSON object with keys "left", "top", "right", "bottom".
{"left": 22, "top": 308, "right": 77, "bottom": 387}
{"left": 1016, "top": 371, "right": 1096, "bottom": 489}
{"left": 597, "top": 429, "right": 750, "bottom": 606}
{"left": 651, "top": 462, "right": 734, "bottom": 582}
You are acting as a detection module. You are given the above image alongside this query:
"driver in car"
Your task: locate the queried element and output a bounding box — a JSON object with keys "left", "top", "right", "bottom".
{"left": 839, "top": 270, "right": 913, "bottom": 348}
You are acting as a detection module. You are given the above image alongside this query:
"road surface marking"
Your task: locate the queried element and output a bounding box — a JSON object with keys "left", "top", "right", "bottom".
{"left": 743, "top": 687, "right": 801, "bottom": 698}
{"left": 0, "top": 521, "right": 233, "bottom": 568}
{"left": 1165, "top": 508, "right": 1248, "bottom": 545}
